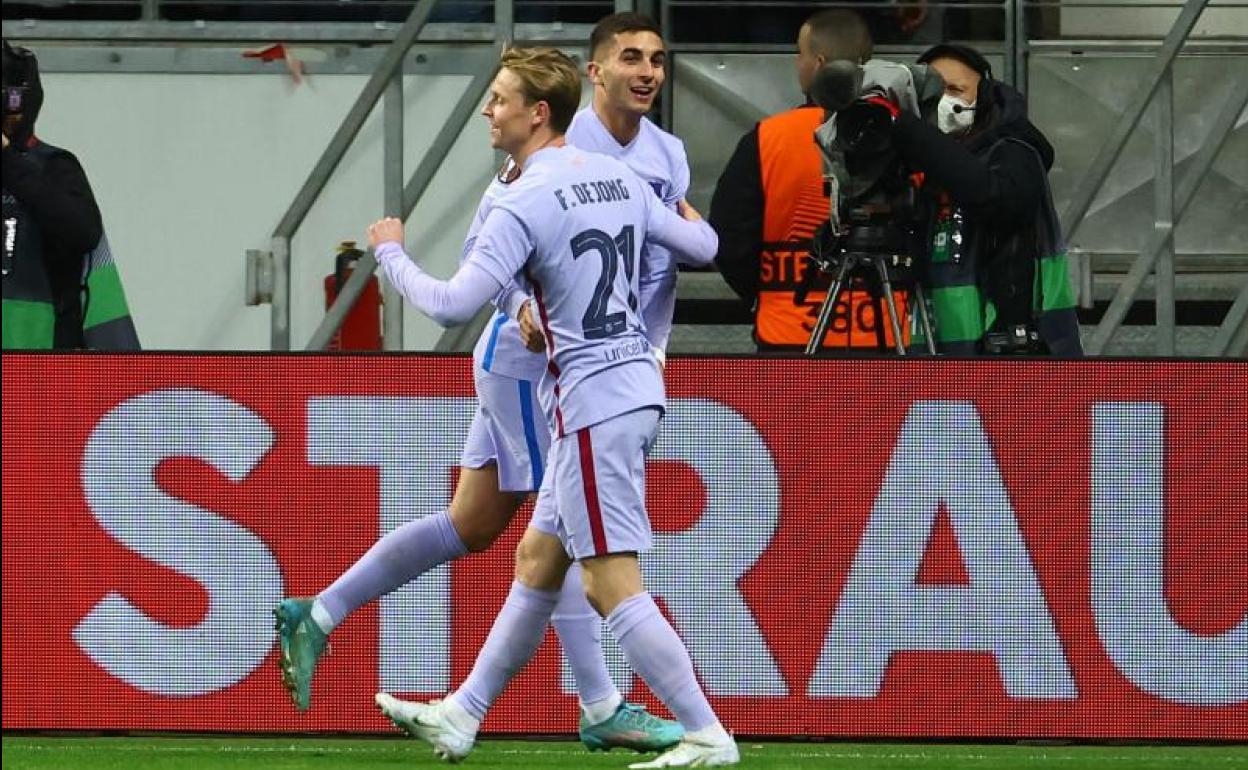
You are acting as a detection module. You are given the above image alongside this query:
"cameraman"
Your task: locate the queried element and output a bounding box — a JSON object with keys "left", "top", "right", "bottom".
{"left": 880, "top": 44, "right": 1082, "bottom": 355}
{"left": 2, "top": 40, "right": 139, "bottom": 350}
{"left": 710, "top": 10, "right": 908, "bottom": 352}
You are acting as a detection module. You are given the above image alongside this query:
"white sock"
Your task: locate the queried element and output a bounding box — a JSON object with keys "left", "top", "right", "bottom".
{"left": 686, "top": 722, "right": 732, "bottom": 745}
{"left": 451, "top": 582, "right": 560, "bottom": 721}
{"left": 310, "top": 599, "right": 336, "bottom": 634}
{"left": 606, "top": 593, "right": 718, "bottom": 732}
{"left": 443, "top": 693, "right": 482, "bottom": 735}
{"left": 581, "top": 692, "right": 624, "bottom": 726}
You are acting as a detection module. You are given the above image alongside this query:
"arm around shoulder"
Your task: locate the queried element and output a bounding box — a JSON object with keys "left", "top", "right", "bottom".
{"left": 648, "top": 201, "right": 718, "bottom": 267}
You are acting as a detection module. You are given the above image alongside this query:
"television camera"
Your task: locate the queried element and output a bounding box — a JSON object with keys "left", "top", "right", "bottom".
{"left": 800, "top": 59, "right": 944, "bottom": 355}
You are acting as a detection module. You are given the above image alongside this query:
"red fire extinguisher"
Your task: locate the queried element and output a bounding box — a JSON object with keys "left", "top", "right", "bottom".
{"left": 324, "top": 241, "right": 383, "bottom": 351}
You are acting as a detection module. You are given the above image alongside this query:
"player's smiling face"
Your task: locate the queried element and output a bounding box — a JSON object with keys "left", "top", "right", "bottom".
{"left": 482, "top": 68, "right": 537, "bottom": 154}
{"left": 591, "top": 30, "right": 666, "bottom": 116}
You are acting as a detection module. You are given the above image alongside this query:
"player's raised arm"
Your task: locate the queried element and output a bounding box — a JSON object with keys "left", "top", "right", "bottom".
{"left": 643, "top": 194, "right": 718, "bottom": 267}
{"left": 369, "top": 217, "right": 509, "bottom": 327}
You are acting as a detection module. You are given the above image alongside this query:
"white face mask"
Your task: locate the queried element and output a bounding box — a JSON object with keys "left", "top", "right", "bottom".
{"left": 938, "top": 94, "right": 976, "bottom": 134}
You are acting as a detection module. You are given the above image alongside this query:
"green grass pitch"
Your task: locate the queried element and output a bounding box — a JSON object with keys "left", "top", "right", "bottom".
{"left": 3, "top": 736, "right": 1245, "bottom": 770}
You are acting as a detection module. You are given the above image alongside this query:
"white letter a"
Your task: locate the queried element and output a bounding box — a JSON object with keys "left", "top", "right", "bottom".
{"left": 809, "top": 401, "right": 1077, "bottom": 699}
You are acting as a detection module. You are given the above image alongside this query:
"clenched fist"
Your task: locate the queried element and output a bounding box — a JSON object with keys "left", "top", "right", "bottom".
{"left": 367, "top": 217, "right": 405, "bottom": 249}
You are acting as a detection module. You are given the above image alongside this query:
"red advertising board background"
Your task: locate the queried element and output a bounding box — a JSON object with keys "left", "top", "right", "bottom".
{"left": 2, "top": 354, "right": 1245, "bottom": 739}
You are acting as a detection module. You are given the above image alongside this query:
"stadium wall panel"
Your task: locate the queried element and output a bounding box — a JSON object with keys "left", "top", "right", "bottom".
{"left": 2, "top": 353, "right": 1244, "bottom": 738}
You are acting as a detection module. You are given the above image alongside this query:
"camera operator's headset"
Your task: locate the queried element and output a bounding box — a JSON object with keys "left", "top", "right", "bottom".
{"left": 916, "top": 44, "right": 994, "bottom": 130}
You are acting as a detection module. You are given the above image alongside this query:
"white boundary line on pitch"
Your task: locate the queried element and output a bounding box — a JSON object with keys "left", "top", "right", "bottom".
{"left": 5, "top": 742, "right": 1245, "bottom": 763}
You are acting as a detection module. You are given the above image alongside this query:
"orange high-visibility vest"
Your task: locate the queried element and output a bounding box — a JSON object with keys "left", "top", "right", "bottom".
{"left": 756, "top": 106, "right": 908, "bottom": 349}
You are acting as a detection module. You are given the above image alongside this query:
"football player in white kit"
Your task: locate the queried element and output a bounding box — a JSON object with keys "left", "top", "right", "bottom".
{"left": 273, "top": 23, "right": 681, "bottom": 756}
{"left": 371, "top": 46, "right": 738, "bottom": 769}
{"left": 520, "top": 9, "right": 689, "bottom": 636}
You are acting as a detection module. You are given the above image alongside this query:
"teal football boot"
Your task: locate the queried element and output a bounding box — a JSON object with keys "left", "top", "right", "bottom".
{"left": 274, "top": 597, "right": 327, "bottom": 711}
{"left": 580, "top": 702, "right": 684, "bottom": 753}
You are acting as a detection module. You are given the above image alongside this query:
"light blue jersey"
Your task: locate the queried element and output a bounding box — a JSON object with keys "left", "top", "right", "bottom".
{"left": 468, "top": 145, "right": 716, "bottom": 436}
{"left": 566, "top": 109, "right": 690, "bottom": 353}
{"left": 466, "top": 167, "right": 548, "bottom": 382}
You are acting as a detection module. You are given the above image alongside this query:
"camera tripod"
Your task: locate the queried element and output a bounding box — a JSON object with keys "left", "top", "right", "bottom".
{"left": 803, "top": 249, "right": 937, "bottom": 356}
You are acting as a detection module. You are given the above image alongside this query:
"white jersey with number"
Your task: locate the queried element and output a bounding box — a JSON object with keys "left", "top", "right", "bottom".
{"left": 467, "top": 145, "right": 716, "bottom": 436}
{"left": 566, "top": 109, "right": 690, "bottom": 353}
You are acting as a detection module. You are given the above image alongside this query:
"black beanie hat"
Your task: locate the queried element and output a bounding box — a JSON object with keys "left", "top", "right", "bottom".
{"left": 2, "top": 39, "right": 44, "bottom": 145}
{"left": 916, "top": 43, "right": 993, "bottom": 80}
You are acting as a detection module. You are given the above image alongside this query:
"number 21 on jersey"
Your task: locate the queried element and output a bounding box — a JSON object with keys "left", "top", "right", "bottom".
{"left": 570, "top": 225, "right": 637, "bottom": 340}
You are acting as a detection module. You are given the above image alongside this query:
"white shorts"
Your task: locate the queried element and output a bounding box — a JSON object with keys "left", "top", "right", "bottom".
{"left": 459, "top": 367, "right": 549, "bottom": 493}
{"left": 529, "top": 463, "right": 559, "bottom": 537}
{"left": 535, "top": 407, "right": 660, "bottom": 560}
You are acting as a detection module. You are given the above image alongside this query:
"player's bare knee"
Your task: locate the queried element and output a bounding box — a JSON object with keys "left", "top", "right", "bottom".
{"left": 513, "top": 547, "right": 552, "bottom": 589}
{"left": 514, "top": 530, "right": 570, "bottom": 590}
{"left": 582, "top": 581, "right": 621, "bottom": 617}
{"left": 513, "top": 538, "right": 545, "bottom": 586}
{"left": 513, "top": 538, "right": 534, "bottom": 579}
{"left": 582, "top": 589, "right": 607, "bottom": 617}
{"left": 580, "top": 553, "right": 644, "bottom": 616}
{"left": 579, "top": 571, "right": 612, "bottom": 616}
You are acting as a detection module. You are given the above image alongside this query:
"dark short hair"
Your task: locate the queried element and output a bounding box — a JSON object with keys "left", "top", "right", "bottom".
{"left": 589, "top": 12, "right": 663, "bottom": 61}
{"left": 803, "top": 9, "right": 873, "bottom": 64}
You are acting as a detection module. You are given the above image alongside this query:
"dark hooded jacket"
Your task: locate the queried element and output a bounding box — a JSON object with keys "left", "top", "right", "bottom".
{"left": 2, "top": 143, "right": 106, "bottom": 349}
{"left": 2, "top": 41, "right": 107, "bottom": 349}
{"left": 890, "top": 79, "right": 1083, "bottom": 356}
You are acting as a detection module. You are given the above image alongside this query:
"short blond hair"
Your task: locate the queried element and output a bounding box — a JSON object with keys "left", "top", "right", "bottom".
{"left": 500, "top": 46, "right": 581, "bottom": 134}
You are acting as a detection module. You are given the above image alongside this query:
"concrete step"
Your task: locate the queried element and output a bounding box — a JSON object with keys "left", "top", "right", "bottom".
{"left": 1088, "top": 272, "right": 1248, "bottom": 303}
{"left": 1078, "top": 325, "right": 1233, "bottom": 358}
{"left": 678, "top": 266, "right": 1248, "bottom": 303}
{"left": 668, "top": 322, "right": 1238, "bottom": 357}
{"left": 671, "top": 269, "right": 1247, "bottom": 357}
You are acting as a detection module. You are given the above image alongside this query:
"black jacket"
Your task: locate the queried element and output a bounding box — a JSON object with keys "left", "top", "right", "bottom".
{"left": 2, "top": 138, "right": 103, "bottom": 348}
{"left": 892, "top": 80, "right": 1052, "bottom": 231}
{"left": 709, "top": 121, "right": 767, "bottom": 307}
{"left": 708, "top": 87, "right": 1051, "bottom": 305}
{"left": 890, "top": 80, "right": 1081, "bottom": 353}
